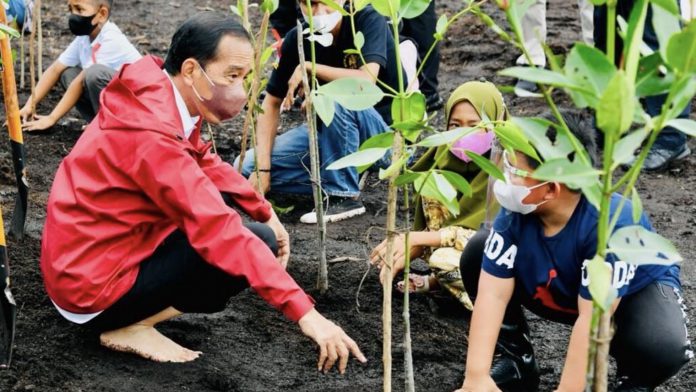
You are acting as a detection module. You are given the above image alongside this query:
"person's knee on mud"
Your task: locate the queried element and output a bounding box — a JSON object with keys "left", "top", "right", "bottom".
{"left": 19, "top": 0, "right": 141, "bottom": 132}
{"left": 41, "top": 12, "right": 365, "bottom": 371}
{"left": 241, "top": 0, "right": 402, "bottom": 223}
{"left": 457, "top": 110, "right": 688, "bottom": 392}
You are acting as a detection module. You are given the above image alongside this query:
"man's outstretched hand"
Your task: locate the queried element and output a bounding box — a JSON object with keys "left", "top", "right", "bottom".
{"left": 298, "top": 309, "right": 367, "bottom": 374}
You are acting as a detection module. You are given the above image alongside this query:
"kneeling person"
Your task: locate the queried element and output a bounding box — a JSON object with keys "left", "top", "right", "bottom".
{"left": 457, "top": 113, "right": 690, "bottom": 391}
{"left": 21, "top": 0, "right": 141, "bottom": 131}
{"left": 40, "top": 13, "right": 365, "bottom": 372}
{"left": 237, "top": 0, "right": 403, "bottom": 224}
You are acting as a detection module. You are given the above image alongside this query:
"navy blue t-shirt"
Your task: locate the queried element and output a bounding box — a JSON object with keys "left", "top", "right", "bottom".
{"left": 482, "top": 193, "right": 680, "bottom": 317}
{"left": 266, "top": 6, "right": 403, "bottom": 124}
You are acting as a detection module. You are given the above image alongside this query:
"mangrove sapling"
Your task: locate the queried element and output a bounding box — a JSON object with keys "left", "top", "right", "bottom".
{"left": 475, "top": 0, "right": 695, "bottom": 390}
{"left": 296, "top": 12, "right": 329, "bottom": 293}
{"left": 324, "top": 1, "right": 487, "bottom": 389}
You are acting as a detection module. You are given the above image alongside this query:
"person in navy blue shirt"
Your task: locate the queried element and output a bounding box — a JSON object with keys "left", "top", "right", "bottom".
{"left": 455, "top": 112, "right": 690, "bottom": 392}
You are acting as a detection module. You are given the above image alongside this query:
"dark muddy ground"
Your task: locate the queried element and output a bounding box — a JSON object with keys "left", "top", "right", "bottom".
{"left": 0, "top": 0, "right": 695, "bottom": 391}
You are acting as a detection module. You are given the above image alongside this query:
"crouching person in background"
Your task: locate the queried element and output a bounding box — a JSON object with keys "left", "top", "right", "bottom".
{"left": 40, "top": 13, "right": 366, "bottom": 373}
{"left": 456, "top": 112, "right": 690, "bottom": 392}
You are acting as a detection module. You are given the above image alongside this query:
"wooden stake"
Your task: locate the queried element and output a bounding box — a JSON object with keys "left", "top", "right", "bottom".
{"left": 36, "top": 0, "right": 42, "bottom": 76}
{"left": 297, "top": 20, "right": 328, "bottom": 293}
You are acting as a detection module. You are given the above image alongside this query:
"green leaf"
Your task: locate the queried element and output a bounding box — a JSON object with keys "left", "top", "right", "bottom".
{"left": 664, "top": 118, "right": 696, "bottom": 137}
{"left": 399, "top": 0, "right": 431, "bottom": 19}
{"left": 391, "top": 91, "right": 426, "bottom": 125}
{"left": 623, "top": 0, "right": 649, "bottom": 81}
{"left": 327, "top": 147, "right": 389, "bottom": 170}
{"left": 439, "top": 170, "right": 473, "bottom": 197}
{"left": 372, "top": 0, "right": 400, "bottom": 18}
{"left": 499, "top": 67, "right": 582, "bottom": 89}
{"left": 269, "top": 199, "right": 295, "bottom": 214}
{"left": 466, "top": 151, "right": 505, "bottom": 182}
{"left": 473, "top": 8, "right": 512, "bottom": 42}
{"left": 581, "top": 182, "right": 602, "bottom": 210}
{"left": 317, "top": 78, "right": 385, "bottom": 111}
{"left": 312, "top": 91, "right": 336, "bottom": 126}
{"left": 414, "top": 174, "right": 459, "bottom": 215}
{"left": 662, "top": 75, "right": 696, "bottom": 121}
{"left": 260, "top": 46, "right": 275, "bottom": 66}
{"left": 631, "top": 187, "right": 643, "bottom": 224}
{"left": 586, "top": 255, "right": 617, "bottom": 311}
{"left": 651, "top": 3, "right": 681, "bottom": 60}
{"left": 318, "top": 0, "right": 349, "bottom": 15}
{"left": 378, "top": 154, "right": 406, "bottom": 180}
{"left": 261, "top": 0, "right": 279, "bottom": 14}
{"left": 416, "top": 126, "right": 476, "bottom": 147}
{"left": 395, "top": 171, "right": 422, "bottom": 186}
{"left": 392, "top": 120, "right": 426, "bottom": 143}
{"left": 0, "top": 23, "right": 20, "bottom": 38}
{"left": 360, "top": 131, "right": 394, "bottom": 150}
{"left": 596, "top": 71, "right": 635, "bottom": 136}
{"left": 355, "top": 0, "right": 371, "bottom": 11}
{"left": 435, "top": 14, "right": 448, "bottom": 39}
{"left": 650, "top": 0, "right": 680, "bottom": 15}
{"left": 612, "top": 127, "right": 649, "bottom": 167}
{"left": 563, "top": 43, "right": 616, "bottom": 108}
{"left": 666, "top": 21, "right": 696, "bottom": 75}
{"left": 532, "top": 158, "right": 601, "bottom": 187}
{"left": 512, "top": 117, "right": 574, "bottom": 161}
{"left": 608, "top": 225, "right": 683, "bottom": 265}
{"left": 636, "top": 52, "right": 674, "bottom": 97}
{"left": 506, "top": 0, "right": 536, "bottom": 41}
{"left": 354, "top": 31, "right": 364, "bottom": 51}
{"left": 494, "top": 122, "right": 540, "bottom": 162}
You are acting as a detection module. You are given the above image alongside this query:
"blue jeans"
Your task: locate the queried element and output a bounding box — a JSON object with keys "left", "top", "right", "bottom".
{"left": 236, "top": 105, "right": 389, "bottom": 197}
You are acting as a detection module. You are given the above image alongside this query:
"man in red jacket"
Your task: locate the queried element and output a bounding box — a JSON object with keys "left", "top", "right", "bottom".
{"left": 40, "top": 12, "right": 366, "bottom": 372}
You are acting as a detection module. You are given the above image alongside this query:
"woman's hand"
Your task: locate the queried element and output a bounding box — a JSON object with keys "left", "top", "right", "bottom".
{"left": 22, "top": 114, "right": 57, "bottom": 132}
{"left": 369, "top": 233, "right": 423, "bottom": 285}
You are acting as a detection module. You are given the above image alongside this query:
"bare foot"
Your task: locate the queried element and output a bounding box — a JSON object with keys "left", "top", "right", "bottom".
{"left": 100, "top": 324, "right": 202, "bottom": 363}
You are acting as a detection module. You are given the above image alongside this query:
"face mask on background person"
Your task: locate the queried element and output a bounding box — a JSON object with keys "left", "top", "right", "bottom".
{"left": 191, "top": 64, "right": 248, "bottom": 122}
{"left": 302, "top": 11, "right": 342, "bottom": 47}
{"left": 68, "top": 12, "right": 98, "bottom": 36}
{"left": 493, "top": 174, "right": 550, "bottom": 215}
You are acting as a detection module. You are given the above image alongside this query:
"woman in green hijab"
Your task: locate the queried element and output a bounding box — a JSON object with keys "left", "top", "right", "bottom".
{"left": 370, "top": 80, "right": 507, "bottom": 310}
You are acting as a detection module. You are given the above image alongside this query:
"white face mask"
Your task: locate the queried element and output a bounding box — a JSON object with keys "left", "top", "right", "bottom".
{"left": 302, "top": 10, "right": 342, "bottom": 47}
{"left": 493, "top": 174, "right": 550, "bottom": 215}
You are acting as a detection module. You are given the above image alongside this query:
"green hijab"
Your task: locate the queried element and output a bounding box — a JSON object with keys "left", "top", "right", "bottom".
{"left": 412, "top": 80, "right": 507, "bottom": 231}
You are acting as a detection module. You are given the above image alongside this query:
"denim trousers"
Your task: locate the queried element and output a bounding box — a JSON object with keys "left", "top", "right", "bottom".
{"left": 237, "top": 104, "right": 389, "bottom": 197}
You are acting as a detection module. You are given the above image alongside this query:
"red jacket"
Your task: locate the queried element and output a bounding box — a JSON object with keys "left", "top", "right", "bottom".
{"left": 40, "top": 56, "right": 314, "bottom": 322}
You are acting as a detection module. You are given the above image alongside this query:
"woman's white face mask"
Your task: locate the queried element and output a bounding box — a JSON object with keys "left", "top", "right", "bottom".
{"left": 493, "top": 174, "right": 550, "bottom": 215}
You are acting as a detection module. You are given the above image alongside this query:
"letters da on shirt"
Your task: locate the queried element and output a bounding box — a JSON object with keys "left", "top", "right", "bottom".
{"left": 484, "top": 230, "right": 518, "bottom": 269}
{"left": 581, "top": 259, "right": 637, "bottom": 291}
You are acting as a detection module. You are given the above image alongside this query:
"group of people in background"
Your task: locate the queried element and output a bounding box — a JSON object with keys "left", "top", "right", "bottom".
{"left": 6, "top": 0, "right": 690, "bottom": 390}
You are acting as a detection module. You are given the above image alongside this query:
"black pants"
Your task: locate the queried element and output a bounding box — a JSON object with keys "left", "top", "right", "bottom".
{"left": 400, "top": 1, "right": 440, "bottom": 97}
{"left": 460, "top": 229, "right": 691, "bottom": 387}
{"left": 86, "top": 223, "right": 278, "bottom": 332}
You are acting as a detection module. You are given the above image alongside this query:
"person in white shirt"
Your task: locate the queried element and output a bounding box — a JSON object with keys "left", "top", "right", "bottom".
{"left": 20, "top": 0, "right": 141, "bottom": 132}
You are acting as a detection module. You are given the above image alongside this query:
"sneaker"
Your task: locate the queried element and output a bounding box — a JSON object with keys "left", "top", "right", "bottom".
{"left": 514, "top": 79, "right": 542, "bottom": 98}
{"left": 642, "top": 144, "right": 691, "bottom": 172}
{"left": 425, "top": 93, "right": 444, "bottom": 112}
{"left": 299, "top": 197, "right": 366, "bottom": 224}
